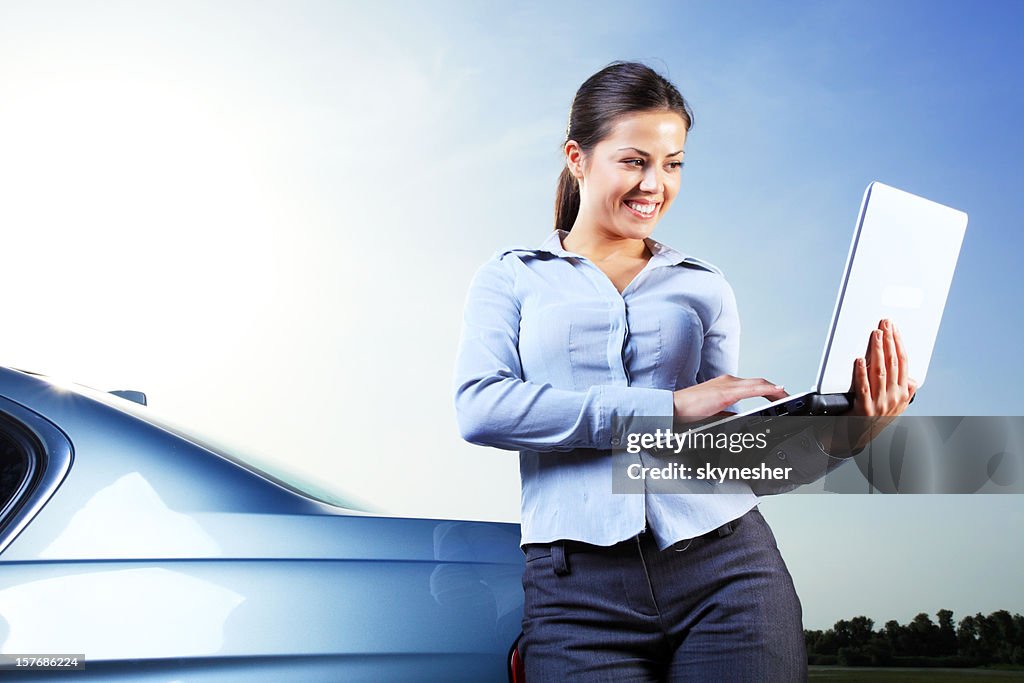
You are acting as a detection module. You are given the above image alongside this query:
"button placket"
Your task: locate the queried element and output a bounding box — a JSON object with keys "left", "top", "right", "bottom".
{"left": 610, "top": 296, "right": 630, "bottom": 386}
{"left": 570, "top": 252, "right": 667, "bottom": 537}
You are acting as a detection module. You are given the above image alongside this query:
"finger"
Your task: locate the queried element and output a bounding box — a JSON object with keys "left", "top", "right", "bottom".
{"left": 850, "top": 354, "right": 863, "bottom": 393}
{"left": 884, "top": 320, "right": 899, "bottom": 396}
{"left": 863, "top": 325, "right": 878, "bottom": 365}
{"left": 751, "top": 377, "right": 788, "bottom": 399}
{"left": 871, "top": 328, "right": 887, "bottom": 403}
{"left": 727, "top": 378, "right": 787, "bottom": 403}
{"left": 908, "top": 377, "right": 919, "bottom": 401}
{"left": 854, "top": 357, "right": 873, "bottom": 415}
{"left": 893, "top": 323, "right": 909, "bottom": 389}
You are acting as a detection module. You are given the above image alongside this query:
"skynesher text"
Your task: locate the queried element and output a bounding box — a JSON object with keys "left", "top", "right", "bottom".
{"left": 626, "top": 462, "right": 794, "bottom": 484}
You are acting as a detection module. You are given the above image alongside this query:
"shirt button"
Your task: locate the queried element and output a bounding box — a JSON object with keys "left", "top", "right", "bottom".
{"left": 775, "top": 450, "right": 787, "bottom": 461}
{"left": 611, "top": 437, "right": 621, "bottom": 447}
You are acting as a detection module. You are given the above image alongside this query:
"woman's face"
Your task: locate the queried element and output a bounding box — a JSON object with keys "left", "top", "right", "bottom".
{"left": 567, "top": 110, "right": 688, "bottom": 240}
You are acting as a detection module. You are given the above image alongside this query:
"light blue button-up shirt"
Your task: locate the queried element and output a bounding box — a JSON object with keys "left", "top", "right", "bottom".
{"left": 454, "top": 230, "right": 763, "bottom": 551}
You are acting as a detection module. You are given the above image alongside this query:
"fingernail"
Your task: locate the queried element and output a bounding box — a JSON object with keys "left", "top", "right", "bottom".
{"left": 775, "top": 385, "right": 785, "bottom": 390}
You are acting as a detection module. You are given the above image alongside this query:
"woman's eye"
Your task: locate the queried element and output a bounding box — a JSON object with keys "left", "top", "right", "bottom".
{"left": 668, "top": 161, "right": 685, "bottom": 170}
{"left": 622, "top": 159, "right": 644, "bottom": 167}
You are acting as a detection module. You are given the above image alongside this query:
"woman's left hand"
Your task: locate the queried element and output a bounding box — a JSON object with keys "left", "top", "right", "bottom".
{"left": 819, "top": 318, "right": 917, "bottom": 455}
{"left": 849, "top": 318, "right": 917, "bottom": 419}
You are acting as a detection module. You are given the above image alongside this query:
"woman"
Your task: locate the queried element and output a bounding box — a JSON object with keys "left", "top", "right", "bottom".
{"left": 454, "top": 62, "right": 914, "bottom": 682}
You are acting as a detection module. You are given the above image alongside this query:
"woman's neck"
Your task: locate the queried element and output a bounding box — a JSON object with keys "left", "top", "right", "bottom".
{"left": 562, "top": 223, "right": 649, "bottom": 263}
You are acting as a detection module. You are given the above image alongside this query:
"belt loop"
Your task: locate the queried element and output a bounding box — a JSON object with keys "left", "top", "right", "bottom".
{"left": 717, "top": 520, "right": 735, "bottom": 538}
{"left": 551, "top": 542, "right": 570, "bottom": 576}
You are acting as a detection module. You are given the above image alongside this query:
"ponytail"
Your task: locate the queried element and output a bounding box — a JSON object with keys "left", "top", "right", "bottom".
{"left": 554, "top": 166, "right": 580, "bottom": 234}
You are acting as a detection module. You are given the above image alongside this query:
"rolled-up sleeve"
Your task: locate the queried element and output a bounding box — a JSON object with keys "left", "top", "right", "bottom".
{"left": 453, "top": 256, "right": 673, "bottom": 452}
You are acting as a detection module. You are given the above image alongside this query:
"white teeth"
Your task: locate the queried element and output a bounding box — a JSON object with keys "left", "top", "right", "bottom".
{"left": 627, "top": 202, "right": 656, "bottom": 215}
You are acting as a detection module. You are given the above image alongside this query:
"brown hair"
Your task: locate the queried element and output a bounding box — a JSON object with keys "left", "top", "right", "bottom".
{"left": 555, "top": 61, "right": 694, "bottom": 233}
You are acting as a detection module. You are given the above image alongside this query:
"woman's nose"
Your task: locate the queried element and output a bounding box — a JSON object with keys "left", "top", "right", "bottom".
{"left": 639, "top": 166, "right": 663, "bottom": 193}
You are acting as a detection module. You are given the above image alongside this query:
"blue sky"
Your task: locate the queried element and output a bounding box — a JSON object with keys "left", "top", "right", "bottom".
{"left": 2, "top": 0, "right": 1022, "bottom": 630}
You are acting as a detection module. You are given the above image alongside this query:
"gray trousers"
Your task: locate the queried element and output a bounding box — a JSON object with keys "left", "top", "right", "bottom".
{"left": 520, "top": 506, "right": 807, "bottom": 682}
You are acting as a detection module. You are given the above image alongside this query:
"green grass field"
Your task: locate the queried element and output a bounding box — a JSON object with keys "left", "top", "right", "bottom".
{"left": 808, "top": 666, "right": 1024, "bottom": 681}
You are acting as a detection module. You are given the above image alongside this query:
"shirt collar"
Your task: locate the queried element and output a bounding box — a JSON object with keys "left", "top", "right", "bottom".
{"left": 537, "top": 229, "right": 708, "bottom": 270}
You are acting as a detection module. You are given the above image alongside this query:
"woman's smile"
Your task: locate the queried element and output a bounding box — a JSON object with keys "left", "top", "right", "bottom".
{"left": 623, "top": 199, "right": 660, "bottom": 219}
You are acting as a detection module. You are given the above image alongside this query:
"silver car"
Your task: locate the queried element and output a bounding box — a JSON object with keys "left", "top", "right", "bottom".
{"left": 0, "top": 367, "right": 525, "bottom": 681}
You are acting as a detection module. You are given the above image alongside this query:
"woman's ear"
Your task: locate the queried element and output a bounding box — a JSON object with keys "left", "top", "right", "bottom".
{"left": 564, "top": 140, "right": 586, "bottom": 183}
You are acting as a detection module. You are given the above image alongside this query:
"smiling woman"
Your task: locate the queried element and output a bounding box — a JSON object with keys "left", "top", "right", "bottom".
{"left": 454, "top": 61, "right": 808, "bottom": 682}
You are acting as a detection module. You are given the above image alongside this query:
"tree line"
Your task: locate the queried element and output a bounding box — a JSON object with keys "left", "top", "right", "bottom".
{"left": 805, "top": 609, "right": 1024, "bottom": 667}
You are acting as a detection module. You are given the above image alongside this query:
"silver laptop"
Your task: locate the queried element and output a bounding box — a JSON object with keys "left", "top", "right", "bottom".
{"left": 693, "top": 181, "right": 968, "bottom": 431}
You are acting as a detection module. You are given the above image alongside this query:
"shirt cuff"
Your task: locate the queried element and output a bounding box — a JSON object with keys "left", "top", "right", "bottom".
{"left": 599, "top": 386, "right": 675, "bottom": 449}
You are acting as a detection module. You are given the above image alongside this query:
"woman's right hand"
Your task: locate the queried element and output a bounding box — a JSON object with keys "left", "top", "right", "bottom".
{"left": 672, "top": 375, "right": 788, "bottom": 422}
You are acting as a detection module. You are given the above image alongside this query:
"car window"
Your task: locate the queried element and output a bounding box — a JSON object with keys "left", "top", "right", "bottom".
{"left": 0, "top": 397, "right": 74, "bottom": 555}
{"left": 0, "top": 425, "right": 31, "bottom": 520}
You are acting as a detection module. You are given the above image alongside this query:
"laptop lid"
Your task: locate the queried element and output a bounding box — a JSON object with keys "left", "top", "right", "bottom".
{"left": 815, "top": 181, "right": 968, "bottom": 394}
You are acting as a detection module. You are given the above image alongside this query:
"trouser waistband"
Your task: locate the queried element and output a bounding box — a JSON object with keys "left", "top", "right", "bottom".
{"left": 528, "top": 515, "right": 743, "bottom": 577}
